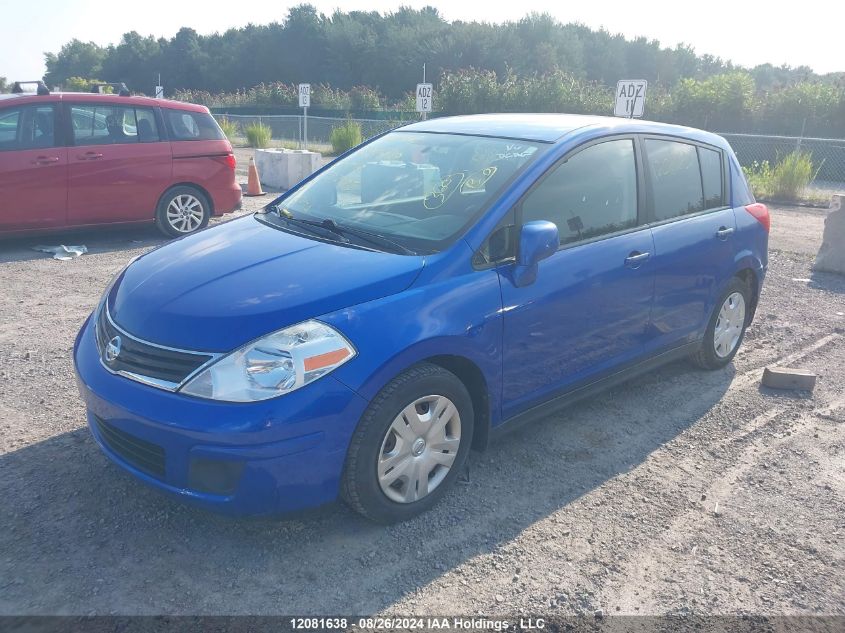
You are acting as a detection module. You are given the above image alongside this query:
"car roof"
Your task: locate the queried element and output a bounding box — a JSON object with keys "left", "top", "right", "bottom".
{"left": 400, "top": 113, "right": 728, "bottom": 148}
{"left": 0, "top": 91, "right": 207, "bottom": 112}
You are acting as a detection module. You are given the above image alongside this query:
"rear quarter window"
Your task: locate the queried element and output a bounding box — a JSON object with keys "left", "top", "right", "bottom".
{"left": 165, "top": 110, "right": 224, "bottom": 141}
{"left": 729, "top": 151, "right": 755, "bottom": 205}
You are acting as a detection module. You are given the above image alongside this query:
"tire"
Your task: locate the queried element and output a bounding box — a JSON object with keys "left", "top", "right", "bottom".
{"left": 691, "top": 277, "right": 751, "bottom": 370}
{"left": 341, "top": 363, "right": 474, "bottom": 523}
{"left": 155, "top": 186, "right": 211, "bottom": 238}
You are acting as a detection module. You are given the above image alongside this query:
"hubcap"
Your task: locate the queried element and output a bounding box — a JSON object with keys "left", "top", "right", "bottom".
{"left": 166, "top": 194, "right": 204, "bottom": 233}
{"left": 714, "top": 291, "right": 746, "bottom": 358}
{"left": 378, "top": 394, "right": 461, "bottom": 504}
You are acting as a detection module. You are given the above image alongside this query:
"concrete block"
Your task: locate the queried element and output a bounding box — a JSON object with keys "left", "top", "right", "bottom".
{"left": 254, "top": 149, "right": 321, "bottom": 190}
{"left": 814, "top": 194, "right": 845, "bottom": 275}
{"left": 761, "top": 366, "right": 817, "bottom": 391}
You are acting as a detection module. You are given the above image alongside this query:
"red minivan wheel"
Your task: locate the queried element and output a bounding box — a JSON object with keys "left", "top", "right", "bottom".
{"left": 155, "top": 186, "right": 211, "bottom": 238}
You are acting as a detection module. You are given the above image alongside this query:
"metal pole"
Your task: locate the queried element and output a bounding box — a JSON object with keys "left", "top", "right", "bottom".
{"left": 797, "top": 117, "right": 806, "bottom": 152}
{"left": 422, "top": 63, "right": 427, "bottom": 122}
{"left": 304, "top": 106, "right": 308, "bottom": 151}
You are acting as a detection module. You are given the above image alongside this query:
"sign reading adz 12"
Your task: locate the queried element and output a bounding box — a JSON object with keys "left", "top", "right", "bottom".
{"left": 298, "top": 83, "right": 311, "bottom": 108}
{"left": 416, "top": 83, "right": 433, "bottom": 113}
{"left": 614, "top": 80, "right": 647, "bottom": 118}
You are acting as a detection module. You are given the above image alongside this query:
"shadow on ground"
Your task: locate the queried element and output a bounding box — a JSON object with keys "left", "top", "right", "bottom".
{"left": 810, "top": 269, "right": 845, "bottom": 295}
{"left": 0, "top": 358, "right": 735, "bottom": 615}
{"left": 0, "top": 225, "right": 168, "bottom": 265}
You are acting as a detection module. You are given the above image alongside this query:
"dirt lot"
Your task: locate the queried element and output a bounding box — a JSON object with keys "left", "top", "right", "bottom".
{"left": 0, "top": 199, "right": 843, "bottom": 617}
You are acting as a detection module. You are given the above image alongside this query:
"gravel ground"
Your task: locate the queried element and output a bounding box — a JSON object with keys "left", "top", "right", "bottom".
{"left": 0, "top": 200, "right": 843, "bottom": 617}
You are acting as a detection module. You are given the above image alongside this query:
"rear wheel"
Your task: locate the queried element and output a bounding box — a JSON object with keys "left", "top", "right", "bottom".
{"left": 691, "top": 277, "right": 750, "bottom": 369}
{"left": 341, "top": 363, "right": 474, "bottom": 523}
{"left": 155, "top": 186, "right": 211, "bottom": 238}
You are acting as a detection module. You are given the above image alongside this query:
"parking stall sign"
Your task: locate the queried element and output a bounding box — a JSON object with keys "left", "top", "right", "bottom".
{"left": 416, "top": 83, "right": 433, "bottom": 113}
{"left": 614, "top": 79, "right": 647, "bottom": 118}
{"left": 298, "top": 83, "right": 311, "bottom": 108}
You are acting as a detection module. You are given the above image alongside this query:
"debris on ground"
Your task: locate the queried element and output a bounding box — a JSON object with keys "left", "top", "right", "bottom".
{"left": 31, "top": 245, "right": 88, "bottom": 260}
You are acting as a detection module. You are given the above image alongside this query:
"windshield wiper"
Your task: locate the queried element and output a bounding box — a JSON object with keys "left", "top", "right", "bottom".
{"left": 267, "top": 205, "right": 416, "bottom": 255}
{"left": 320, "top": 219, "right": 417, "bottom": 255}
{"left": 264, "top": 204, "right": 351, "bottom": 244}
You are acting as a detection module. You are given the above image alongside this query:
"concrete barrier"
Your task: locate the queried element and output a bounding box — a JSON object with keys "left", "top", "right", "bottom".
{"left": 762, "top": 366, "right": 817, "bottom": 391}
{"left": 814, "top": 193, "right": 845, "bottom": 275}
{"left": 254, "top": 149, "right": 322, "bottom": 190}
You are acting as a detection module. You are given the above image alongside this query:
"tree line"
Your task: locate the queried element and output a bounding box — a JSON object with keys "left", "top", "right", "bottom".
{"left": 7, "top": 4, "right": 845, "bottom": 136}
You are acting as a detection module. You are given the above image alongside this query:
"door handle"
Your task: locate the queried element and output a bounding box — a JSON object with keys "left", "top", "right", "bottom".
{"left": 31, "top": 156, "right": 60, "bottom": 165}
{"left": 77, "top": 152, "right": 104, "bottom": 160}
{"left": 624, "top": 251, "right": 651, "bottom": 268}
{"left": 716, "top": 226, "right": 735, "bottom": 240}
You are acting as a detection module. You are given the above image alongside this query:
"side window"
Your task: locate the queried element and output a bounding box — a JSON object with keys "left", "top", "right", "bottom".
{"left": 0, "top": 108, "right": 22, "bottom": 149}
{"left": 0, "top": 105, "right": 57, "bottom": 151}
{"left": 134, "top": 107, "right": 160, "bottom": 142}
{"left": 165, "top": 110, "right": 225, "bottom": 141}
{"left": 522, "top": 139, "right": 638, "bottom": 246}
{"left": 699, "top": 146, "right": 724, "bottom": 209}
{"left": 645, "top": 139, "right": 704, "bottom": 221}
{"left": 72, "top": 105, "right": 138, "bottom": 145}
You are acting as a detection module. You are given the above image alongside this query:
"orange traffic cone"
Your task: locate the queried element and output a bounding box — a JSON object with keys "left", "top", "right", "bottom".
{"left": 245, "top": 157, "right": 266, "bottom": 196}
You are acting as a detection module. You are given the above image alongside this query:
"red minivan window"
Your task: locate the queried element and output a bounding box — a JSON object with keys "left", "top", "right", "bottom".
{"left": 70, "top": 104, "right": 161, "bottom": 146}
{"left": 164, "top": 110, "right": 225, "bottom": 141}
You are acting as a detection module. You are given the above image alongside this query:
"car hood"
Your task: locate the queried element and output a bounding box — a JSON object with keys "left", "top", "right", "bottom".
{"left": 109, "top": 215, "right": 424, "bottom": 352}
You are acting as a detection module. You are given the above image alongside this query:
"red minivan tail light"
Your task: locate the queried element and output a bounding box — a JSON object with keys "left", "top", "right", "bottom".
{"left": 212, "top": 153, "right": 236, "bottom": 170}
{"left": 745, "top": 202, "right": 770, "bottom": 233}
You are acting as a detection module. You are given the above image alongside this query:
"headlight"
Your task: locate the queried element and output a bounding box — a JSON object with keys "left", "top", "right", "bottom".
{"left": 180, "top": 320, "right": 356, "bottom": 402}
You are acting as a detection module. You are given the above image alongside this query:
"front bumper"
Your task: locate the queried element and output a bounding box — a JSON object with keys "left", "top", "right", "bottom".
{"left": 73, "top": 313, "right": 369, "bottom": 516}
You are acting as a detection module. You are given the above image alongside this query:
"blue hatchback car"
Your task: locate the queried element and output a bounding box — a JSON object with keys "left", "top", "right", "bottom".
{"left": 74, "top": 114, "right": 769, "bottom": 522}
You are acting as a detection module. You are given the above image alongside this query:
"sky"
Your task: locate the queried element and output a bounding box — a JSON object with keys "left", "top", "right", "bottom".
{"left": 1, "top": 0, "right": 841, "bottom": 82}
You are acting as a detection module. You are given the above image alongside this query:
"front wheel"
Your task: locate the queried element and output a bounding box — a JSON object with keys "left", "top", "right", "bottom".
{"left": 341, "top": 363, "right": 474, "bottom": 523}
{"left": 155, "top": 186, "right": 211, "bottom": 238}
{"left": 691, "top": 277, "right": 750, "bottom": 370}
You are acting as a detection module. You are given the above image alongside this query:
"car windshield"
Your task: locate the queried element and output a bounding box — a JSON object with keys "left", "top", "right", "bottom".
{"left": 270, "top": 131, "right": 544, "bottom": 254}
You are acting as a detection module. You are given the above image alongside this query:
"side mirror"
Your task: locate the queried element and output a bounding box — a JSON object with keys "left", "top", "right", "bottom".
{"left": 512, "top": 220, "right": 559, "bottom": 287}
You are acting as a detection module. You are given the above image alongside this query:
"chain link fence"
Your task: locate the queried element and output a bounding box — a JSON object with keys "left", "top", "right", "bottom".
{"left": 215, "top": 114, "right": 845, "bottom": 196}
{"left": 720, "top": 133, "right": 845, "bottom": 195}
{"left": 214, "top": 114, "right": 408, "bottom": 152}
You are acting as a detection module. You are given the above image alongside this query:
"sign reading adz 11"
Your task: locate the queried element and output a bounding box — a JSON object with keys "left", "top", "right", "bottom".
{"left": 614, "top": 80, "right": 647, "bottom": 118}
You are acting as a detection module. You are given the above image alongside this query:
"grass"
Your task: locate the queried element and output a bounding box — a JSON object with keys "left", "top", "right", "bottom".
{"left": 743, "top": 150, "right": 820, "bottom": 202}
{"left": 244, "top": 121, "right": 272, "bottom": 148}
{"left": 330, "top": 120, "right": 363, "bottom": 155}
{"left": 217, "top": 116, "right": 239, "bottom": 140}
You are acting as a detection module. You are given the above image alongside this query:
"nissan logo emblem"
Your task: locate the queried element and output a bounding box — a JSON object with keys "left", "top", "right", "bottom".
{"left": 105, "top": 335, "right": 122, "bottom": 363}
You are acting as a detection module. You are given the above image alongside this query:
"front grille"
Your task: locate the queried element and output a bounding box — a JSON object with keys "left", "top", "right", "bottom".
{"left": 92, "top": 415, "right": 166, "bottom": 479}
{"left": 96, "top": 306, "right": 212, "bottom": 386}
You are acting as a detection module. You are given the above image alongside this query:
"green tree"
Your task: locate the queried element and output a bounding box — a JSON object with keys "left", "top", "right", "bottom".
{"left": 101, "top": 31, "right": 162, "bottom": 93}
{"left": 44, "top": 39, "right": 106, "bottom": 87}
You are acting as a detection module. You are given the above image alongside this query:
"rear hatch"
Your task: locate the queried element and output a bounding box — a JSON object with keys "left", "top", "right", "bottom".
{"left": 163, "top": 107, "right": 236, "bottom": 182}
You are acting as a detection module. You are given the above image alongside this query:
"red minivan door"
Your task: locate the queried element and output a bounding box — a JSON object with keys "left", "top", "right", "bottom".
{"left": 66, "top": 102, "right": 171, "bottom": 226}
{"left": 0, "top": 102, "right": 67, "bottom": 232}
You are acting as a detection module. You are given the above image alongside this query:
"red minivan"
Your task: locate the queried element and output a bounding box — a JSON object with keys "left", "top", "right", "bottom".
{"left": 0, "top": 83, "right": 242, "bottom": 238}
